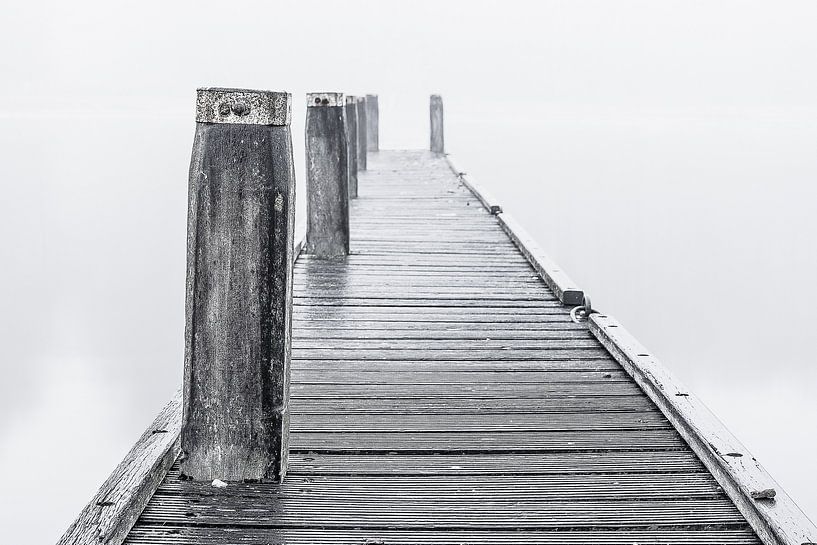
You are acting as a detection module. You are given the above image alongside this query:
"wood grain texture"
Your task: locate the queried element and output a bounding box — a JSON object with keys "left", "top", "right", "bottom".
{"left": 590, "top": 313, "right": 817, "bottom": 545}
{"left": 446, "top": 154, "right": 503, "bottom": 214}
{"left": 123, "top": 150, "right": 760, "bottom": 544}
{"left": 365, "top": 94, "right": 378, "bottom": 151}
{"left": 182, "top": 120, "right": 295, "bottom": 482}
{"left": 430, "top": 94, "right": 444, "bottom": 153}
{"left": 355, "top": 97, "right": 367, "bottom": 170}
{"left": 58, "top": 393, "right": 182, "bottom": 545}
{"left": 305, "top": 99, "right": 349, "bottom": 257}
{"left": 497, "top": 211, "right": 584, "bottom": 305}
{"left": 343, "top": 98, "right": 358, "bottom": 198}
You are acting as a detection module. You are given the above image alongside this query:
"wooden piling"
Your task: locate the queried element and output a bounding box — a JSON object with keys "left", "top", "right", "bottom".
{"left": 430, "top": 94, "right": 444, "bottom": 154}
{"left": 356, "top": 96, "right": 368, "bottom": 170}
{"left": 344, "top": 96, "right": 359, "bottom": 199}
{"left": 305, "top": 92, "right": 350, "bottom": 258}
{"left": 181, "top": 87, "right": 295, "bottom": 483}
{"left": 365, "top": 94, "right": 379, "bottom": 151}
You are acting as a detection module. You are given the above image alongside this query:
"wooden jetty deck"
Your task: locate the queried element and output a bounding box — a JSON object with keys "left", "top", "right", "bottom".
{"left": 59, "top": 91, "right": 815, "bottom": 545}
{"left": 124, "top": 150, "right": 758, "bottom": 544}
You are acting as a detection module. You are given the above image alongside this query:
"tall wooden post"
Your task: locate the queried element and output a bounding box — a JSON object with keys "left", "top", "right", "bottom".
{"left": 305, "top": 93, "right": 350, "bottom": 257}
{"left": 181, "top": 88, "right": 295, "bottom": 483}
{"left": 430, "top": 94, "right": 444, "bottom": 154}
{"left": 356, "top": 96, "right": 368, "bottom": 170}
{"left": 344, "top": 96, "right": 359, "bottom": 199}
{"left": 365, "top": 94, "right": 379, "bottom": 152}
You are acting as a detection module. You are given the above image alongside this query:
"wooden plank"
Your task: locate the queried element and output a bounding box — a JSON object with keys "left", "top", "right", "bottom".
{"left": 126, "top": 526, "right": 761, "bottom": 545}
{"left": 286, "top": 451, "right": 706, "bottom": 475}
{"left": 291, "top": 358, "right": 616, "bottom": 369}
{"left": 293, "top": 369, "right": 625, "bottom": 383}
{"left": 446, "top": 154, "right": 503, "bottom": 214}
{"left": 497, "top": 212, "right": 584, "bottom": 305}
{"left": 58, "top": 393, "right": 182, "bottom": 545}
{"left": 292, "top": 298, "right": 563, "bottom": 307}
{"left": 137, "top": 496, "right": 746, "bottom": 528}
{"left": 289, "top": 396, "right": 653, "bottom": 414}
{"left": 156, "top": 471, "right": 723, "bottom": 500}
{"left": 289, "top": 429, "right": 686, "bottom": 452}
{"left": 290, "top": 381, "right": 639, "bottom": 397}
{"left": 589, "top": 314, "right": 817, "bottom": 545}
{"left": 289, "top": 411, "right": 670, "bottom": 432}
{"left": 290, "top": 348, "right": 611, "bottom": 361}
{"left": 292, "top": 339, "right": 600, "bottom": 350}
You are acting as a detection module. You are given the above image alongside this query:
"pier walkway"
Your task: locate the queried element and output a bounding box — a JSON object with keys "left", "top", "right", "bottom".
{"left": 123, "top": 151, "right": 760, "bottom": 544}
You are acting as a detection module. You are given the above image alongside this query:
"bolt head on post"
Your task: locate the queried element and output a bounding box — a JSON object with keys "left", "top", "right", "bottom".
{"left": 306, "top": 92, "right": 345, "bottom": 107}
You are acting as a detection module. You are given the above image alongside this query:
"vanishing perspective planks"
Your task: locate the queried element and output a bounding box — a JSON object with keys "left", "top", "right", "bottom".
{"left": 122, "top": 151, "right": 767, "bottom": 544}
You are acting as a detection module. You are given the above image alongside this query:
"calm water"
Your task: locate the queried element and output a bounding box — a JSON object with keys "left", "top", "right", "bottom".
{"left": 1, "top": 106, "right": 815, "bottom": 542}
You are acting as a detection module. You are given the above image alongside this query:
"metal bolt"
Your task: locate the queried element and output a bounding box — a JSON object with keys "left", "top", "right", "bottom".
{"left": 218, "top": 103, "right": 231, "bottom": 116}
{"left": 231, "top": 102, "right": 250, "bottom": 116}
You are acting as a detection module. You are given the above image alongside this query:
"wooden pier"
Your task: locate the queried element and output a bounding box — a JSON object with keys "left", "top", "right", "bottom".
{"left": 59, "top": 91, "right": 816, "bottom": 545}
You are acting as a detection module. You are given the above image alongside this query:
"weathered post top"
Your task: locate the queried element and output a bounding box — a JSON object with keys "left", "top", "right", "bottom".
{"left": 307, "top": 92, "right": 345, "bottom": 107}
{"left": 305, "top": 92, "right": 350, "bottom": 258}
{"left": 356, "top": 96, "right": 368, "bottom": 170}
{"left": 195, "top": 87, "right": 292, "bottom": 125}
{"left": 344, "top": 95, "right": 359, "bottom": 199}
{"left": 430, "top": 94, "right": 444, "bottom": 154}
{"left": 365, "top": 94, "right": 379, "bottom": 152}
{"left": 182, "top": 86, "right": 296, "bottom": 483}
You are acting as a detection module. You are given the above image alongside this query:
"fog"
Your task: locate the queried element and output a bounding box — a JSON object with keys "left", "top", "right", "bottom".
{"left": 1, "top": 1, "right": 816, "bottom": 542}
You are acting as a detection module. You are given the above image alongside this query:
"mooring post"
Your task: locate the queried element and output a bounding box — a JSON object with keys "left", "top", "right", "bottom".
{"left": 365, "top": 94, "right": 379, "bottom": 152}
{"left": 430, "top": 94, "right": 444, "bottom": 154}
{"left": 344, "top": 95, "right": 359, "bottom": 199}
{"left": 356, "top": 96, "right": 368, "bottom": 170}
{"left": 181, "top": 88, "right": 295, "bottom": 483}
{"left": 305, "top": 92, "right": 350, "bottom": 257}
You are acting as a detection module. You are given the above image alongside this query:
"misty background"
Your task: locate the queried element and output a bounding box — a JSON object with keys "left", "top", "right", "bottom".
{"left": 1, "top": 1, "right": 816, "bottom": 543}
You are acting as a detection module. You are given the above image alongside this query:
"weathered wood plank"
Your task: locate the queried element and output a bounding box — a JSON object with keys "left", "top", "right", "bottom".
{"left": 286, "top": 450, "right": 707, "bottom": 475}
{"left": 589, "top": 314, "right": 817, "bottom": 545}
{"left": 288, "top": 411, "right": 669, "bottom": 432}
{"left": 289, "top": 396, "right": 652, "bottom": 414}
{"left": 138, "top": 496, "right": 746, "bottom": 528}
{"left": 289, "top": 429, "right": 686, "bottom": 452}
{"left": 446, "top": 154, "right": 503, "bottom": 214}
{"left": 156, "top": 471, "right": 723, "bottom": 500}
{"left": 497, "top": 212, "right": 584, "bottom": 305}
{"left": 126, "top": 526, "right": 761, "bottom": 545}
{"left": 58, "top": 393, "right": 182, "bottom": 545}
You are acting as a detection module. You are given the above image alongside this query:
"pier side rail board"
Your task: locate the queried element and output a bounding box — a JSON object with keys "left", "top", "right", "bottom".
{"left": 590, "top": 314, "right": 817, "bottom": 545}
{"left": 446, "top": 152, "right": 817, "bottom": 545}
{"left": 57, "top": 228, "right": 309, "bottom": 545}
{"left": 444, "top": 154, "right": 583, "bottom": 306}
